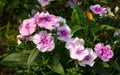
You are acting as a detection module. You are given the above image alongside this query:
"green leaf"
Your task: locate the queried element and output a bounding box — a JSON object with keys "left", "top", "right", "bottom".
{"left": 1, "top": 53, "right": 28, "bottom": 67}
{"left": 27, "top": 49, "right": 39, "bottom": 70}
{"left": 1, "top": 53, "right": 27, "bottom": 62}
{"left": 70, "top": 2, "right": 86, "bottom": 26}
{"left": 52, "top": 63, "right": 65, "bottom": 75}
{"left": 72, "top": 25, "right": 84, "bottom": 34}
{"left": 71, "top": 9, "right": 80, "bottom": 25}
{"left": 99, "top": 25, "right": 116, "bottom": 31}
{"left": 70, "top": 2, "right": 83, "bottom": 17}
{"left": 102, "top": 62, "right": 110, "bottom": 68}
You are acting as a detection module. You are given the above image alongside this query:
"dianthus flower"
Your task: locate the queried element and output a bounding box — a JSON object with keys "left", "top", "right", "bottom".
{"left": 19, "top": 18, "right": 36, "bottom": 36}
{"left": 94, "top": 43, "right": 114, "bottom": 61}
{"left": 65, "top": 37, "right": 85, "bottom": 50}
{"left": 78, "top": 48, "right": 97, "bottom": 67}
{"left": 90, "top": 4, "right": 106, "bottom": 14}
{"left": 69, "top": 46, "right": 89, "bottom": 61}
{"left": 34, "top": 12, "right": 60, "bottom": 30}
{"left": 57, "top": 25, "right": 71, "bottom": 42}
{"left": 32, "top": 31, "right": 55, "bottom": 52}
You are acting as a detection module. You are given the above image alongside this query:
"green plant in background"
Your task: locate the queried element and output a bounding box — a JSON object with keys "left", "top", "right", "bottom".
{"left": 0, "top": 0, "right": 120, "bottom": 75}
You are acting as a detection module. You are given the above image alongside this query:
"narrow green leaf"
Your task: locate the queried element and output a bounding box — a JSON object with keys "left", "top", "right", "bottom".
{"left": 27, "top": 49, "right": 39, "bottom": 69}
{"left": 72, "top": 25, "right": 84, "bottom": 34}
{"left": 1, "top": 53, "right": 28, "bottom": 67}
{"left": 70, "top": 2, "right": 86, "bottom": 26}
{"left": 71, "top": 9, "right": 80, "bottom": 25}
{"left": 100, "top": 25, "right": 116, "bottom": 30}
{"left": 70, "top": 2, "right": 83, "bottom": 17}
{"left": 1, "top": 53, "right": 27, "bottom": 62}
{"left": 52, "top": 63, "right": 65, "bottom": 75}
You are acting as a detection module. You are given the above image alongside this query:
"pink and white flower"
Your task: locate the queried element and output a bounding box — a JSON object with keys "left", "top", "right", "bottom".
{"left": 94, "top": 43, "right": 114, "bottom": 61}
{"left": 19, "top": 18, "right": 36, "bottom": 36}
{"left": 90, "top": 4, "right": 107, "bottom": 14}
{"left": 78, "top": 48, "right": 97, "bottom": 67}
{"left": 32, "top": 31, "right": 55, "bottom": 52}
{"left": 57, "top": 25, "right": 71, "bottom": 42}
{"left": 65, "top": 37, "right": 85, "bottom": 50}
{"left": 69, "top": 46, "right": 89, "bottom": 61}
{"left": 34, "top": 12, "right": 60, "bottom": 30}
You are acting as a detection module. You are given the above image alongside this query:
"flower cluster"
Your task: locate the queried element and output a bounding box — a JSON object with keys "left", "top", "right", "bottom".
{"left": 17, "top": 11, "right": 71, "bottom": 52}
{"left": 65, "top": 37, "right": 113, "bottom": 67}
{"left": 17, "top": 1, "right": 114, "bottom": 68}
{"left": 89, "top": 4, "right": 119, "bottom": 18}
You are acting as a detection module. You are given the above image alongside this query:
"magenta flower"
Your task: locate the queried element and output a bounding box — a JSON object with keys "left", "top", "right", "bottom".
{"left": 65, "top": 37, "right": 85, "bottom": 50}
{"left": 90, "top": 4, "right": 106, "bottom": 14}
{"left": 94, "top": 43, "right": 114, "bottom": 61}
{"left": 69, "top": 46, "right": 89, "bottom": 61}
{"left": 32, "top": 31, "right": 55, "bottom": 52}
{"left": 78, "top": 48, "right": 97, "bottom": 67}
{"left": 38, "top": 0, "right": 51, "bottom": 6}
{"left": 19, "top": 18, "right": 36, "bottom": 36}
{"left": 57, "top": 25, "right": 71, "bottom": 42}
{"left": 34, "top": 12, "right": 60, "bottom": 30}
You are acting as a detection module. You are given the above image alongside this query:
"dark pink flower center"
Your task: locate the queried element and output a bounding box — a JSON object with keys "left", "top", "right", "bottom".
{"left": 25, "top": 23, "right": 30, "bottom": 29}
{"left": 84, "top": 55, "right": 91, "bottom": 61}
{"left": 44, "top": 0, "right": 48, "bottom": 2}
{"left": 40, "top": 16, "right": 51, "bottom": 23}
{"left": 94, "top": 7, "right": 102, "bottom": 12}
{"left": 76, "top": 49, "right": 83, "bottom": 55}
{"left": 101, "top": 47, "right": 108, "bottom": 56}
{"left": 60, "top": 30, "right": 67, "bottom": 36}
{"left": 40, "top": 36, "right": 49, "bottom": 44}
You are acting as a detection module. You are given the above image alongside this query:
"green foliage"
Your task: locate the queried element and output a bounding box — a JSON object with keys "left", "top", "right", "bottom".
{"left": 1, "top": 52, "right": 28, "bottom": 67}
{"left": 51, "top": 63, "right": 65, "bottom": 75}
{"left": 0, "top": 0, "right": 120, "bottom": 75}
{"left": 27, "top": 49, "right": 39, "bottom": 71}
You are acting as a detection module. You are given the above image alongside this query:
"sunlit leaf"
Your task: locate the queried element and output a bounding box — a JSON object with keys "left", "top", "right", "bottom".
{"left": 99, "top": 25, "right": 116, "bottom": 31}
{"left": 71, "top": 9, "right": 80, "bottom": 25}
{"left": 52, "top": 63, "right": 65, "bottom": 75}
{"left": 1, "top": 53, "right": 27, "bottom": 62}
{"left": 1, "top": 52, "right": 28, "bottom": 67}
{"left": 27, "top": 49, "right": 39, "bottom": 70}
